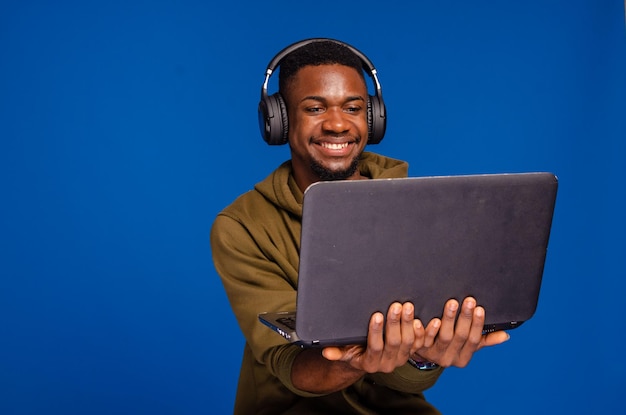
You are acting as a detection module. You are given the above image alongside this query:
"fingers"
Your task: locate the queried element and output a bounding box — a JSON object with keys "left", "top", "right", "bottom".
{"left": 360, "top": 302, "right": 418, "bottom": 373}
{"left": 332, "top": 297, "right": 511, "bottom": 373}
{"left": 424, "top": 318, "right": 441, "bottom": 347}
{"left": 383, "top": 303, "right": 403, "bottom": 351}
{"left": 466, "top": 306, "right": 486, "bottom": 347}
{"left": 323, "top": 313, "right": 386, "bottom": 371}
{"left": 433, "top": 298, "right": 459, "bottom": 357}
{"left": 322, "top": 344, "right": 364, "bottom": 362}
{"left": 321, "top": 346, "right": 343, "bottom": 361}
{"left": 379, "top": 304, "right": 402, "bottom": 370}
{"left": 380, "top": 302, "right": 413, "bottom": 371}
{"left": 455, "top": 300, "right": 485, "bottom": 366}
{"left": 415, "top": 297, "right": 493, "bottom": 368}
{"left": 481, "top": 329, "right": 511, "bottom": 347}
{"left": 360, "top": 311, "right": 385, "bottom": 372}
{"left": 411, "top": 319, "right": 424, "bottom": 355}
{"left": 399, "top": 303, "right": 416, "bottom": 362}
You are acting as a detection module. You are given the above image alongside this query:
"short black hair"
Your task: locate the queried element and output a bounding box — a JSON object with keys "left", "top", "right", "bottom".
{"left": 278, "top": 40, "right": 365, "bottom": 93}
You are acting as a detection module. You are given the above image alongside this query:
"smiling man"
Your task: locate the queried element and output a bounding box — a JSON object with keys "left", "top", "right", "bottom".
{"left": 210, "top": 39, "right": 508, "bottom": 414}
{"left": 284, "top": 63, "right": 369, "bottom": 189}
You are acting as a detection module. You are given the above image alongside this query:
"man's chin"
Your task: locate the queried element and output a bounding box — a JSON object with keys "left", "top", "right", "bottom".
{"left": 310, "top": 157, "right": 360, "bottom": 181}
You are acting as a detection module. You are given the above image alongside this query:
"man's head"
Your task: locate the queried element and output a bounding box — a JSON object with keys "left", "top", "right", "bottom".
{"left": 259, "top": 39, "right": 386, "bottom": 147}
{"left": 258, "top": 39, "right": 387, "bottom": 191}
{"left": 279, "top": 43, "right": 370, "bottom": 191}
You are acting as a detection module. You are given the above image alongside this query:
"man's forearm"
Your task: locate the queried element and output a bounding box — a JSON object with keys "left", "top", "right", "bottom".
{"left": 291, "top": 348, "right": 365, "bottom": 394}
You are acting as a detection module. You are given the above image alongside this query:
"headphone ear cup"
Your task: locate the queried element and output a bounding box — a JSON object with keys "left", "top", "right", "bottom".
{"left": 275, "top": 94, "right": 289, "bottom": 144}
{"left": 367, "top": 95, "right": 386, "bottom": 144}
{"left": 367, "top": 98, "right": 373, "bottom": 141}
{"left": 258, "top": 93, "right": 289, "bottom": 145}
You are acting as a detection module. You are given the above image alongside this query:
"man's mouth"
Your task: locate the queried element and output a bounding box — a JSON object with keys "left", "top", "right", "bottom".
{"left": 320, "top": 142, "right": 350, "bottom": 150}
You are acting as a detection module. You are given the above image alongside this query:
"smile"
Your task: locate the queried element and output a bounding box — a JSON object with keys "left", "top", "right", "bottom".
{"left": 320, "top": 142, "right": 350, "bottom": 150}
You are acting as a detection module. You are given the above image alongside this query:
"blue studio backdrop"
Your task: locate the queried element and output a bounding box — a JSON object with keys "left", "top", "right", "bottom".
{"left": 1, "top": 1, "right": 625, "bottom": 414}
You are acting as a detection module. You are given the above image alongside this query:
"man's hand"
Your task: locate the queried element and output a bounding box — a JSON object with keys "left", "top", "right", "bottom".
{"left": 322, "top": 302, "right": 439, "bottom": 373}
{"left": 412, "top": 297, "right": 510, "bottom": 368}
{"left": 322, "top": 297, "right": 510, "bottom": 372}
{"left": 293, "top": 297, "right": 509, "bottom": 394}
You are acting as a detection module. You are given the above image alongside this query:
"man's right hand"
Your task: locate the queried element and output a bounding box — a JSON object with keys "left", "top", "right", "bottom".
{"left": 292, "top": 301, "right": 439, "bottom": 394}
{"left": 321, "top": 302, "right": 440, "bottom": 373}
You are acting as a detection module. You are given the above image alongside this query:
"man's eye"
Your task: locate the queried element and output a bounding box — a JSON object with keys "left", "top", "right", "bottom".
{"left": 306, "top": 107, "right": 324, "bottom": 113}
{"left": 345, "top": 106, "right": 361, "bottom": 113}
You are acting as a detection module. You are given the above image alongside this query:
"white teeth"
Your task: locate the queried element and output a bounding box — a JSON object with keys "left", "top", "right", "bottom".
{"left": 321, "top": 142, "right": 349, "bottom": 150}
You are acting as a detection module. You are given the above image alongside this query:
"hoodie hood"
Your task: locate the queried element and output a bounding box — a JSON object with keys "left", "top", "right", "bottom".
{"left": 254, "top": 151, "right": 409, "bottom": 218}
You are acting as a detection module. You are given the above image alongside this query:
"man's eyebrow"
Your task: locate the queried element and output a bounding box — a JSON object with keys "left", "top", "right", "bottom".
{"left": 345, "top": 95, "right": 366, "bottom": 102}
{"left": 300, "top": 95, "right": 325, "bottom": 102}
{"left": 300, "top": 95, "right": 366, "bottom": 103}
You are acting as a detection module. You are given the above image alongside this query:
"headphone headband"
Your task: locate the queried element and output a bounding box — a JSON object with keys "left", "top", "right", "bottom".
{"left": 261, "top": 38, "right": 382, "bottom": 96}
{"left": 258, "top": 38, "right": 387, "bottom": 145}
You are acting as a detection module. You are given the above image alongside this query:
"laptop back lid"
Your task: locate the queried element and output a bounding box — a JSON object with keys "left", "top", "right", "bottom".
{"left": 294, "top": 172, "right": 558, "bottom": 346}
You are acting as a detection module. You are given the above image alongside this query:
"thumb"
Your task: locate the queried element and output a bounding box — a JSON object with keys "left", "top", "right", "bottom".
{"left": 322, "top": 347, "right": 343, "bottom": 361}
{"left": 481, "top": 330, "right": 511, "bottom": 349}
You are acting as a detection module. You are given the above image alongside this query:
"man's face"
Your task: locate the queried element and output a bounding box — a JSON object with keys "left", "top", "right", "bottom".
{"left": 282, "top": 64, "right": 369, "bottom": 191}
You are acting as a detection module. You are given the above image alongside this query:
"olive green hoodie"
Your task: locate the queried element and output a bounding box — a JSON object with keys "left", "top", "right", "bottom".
{"left": 211, "top": 152, "right": 442, "bottom": 415}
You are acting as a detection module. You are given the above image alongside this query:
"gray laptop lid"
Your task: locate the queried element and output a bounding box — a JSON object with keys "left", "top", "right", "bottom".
{"left": 289, "top": 172, "right": 558, "bottom": 347}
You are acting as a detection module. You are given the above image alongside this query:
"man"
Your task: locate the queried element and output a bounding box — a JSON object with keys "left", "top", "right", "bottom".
{"left": 210, "top": 38, "right": 509, "bottom": 414}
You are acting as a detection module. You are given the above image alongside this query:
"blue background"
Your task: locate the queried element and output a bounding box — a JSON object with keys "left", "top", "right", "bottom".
{"left": 1, "top": 1, "right": 625, "bottom": 413}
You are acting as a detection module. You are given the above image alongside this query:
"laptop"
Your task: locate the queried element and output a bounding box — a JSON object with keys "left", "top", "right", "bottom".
{"left": 259, "top": 172, "right": 558, "bottom": 347}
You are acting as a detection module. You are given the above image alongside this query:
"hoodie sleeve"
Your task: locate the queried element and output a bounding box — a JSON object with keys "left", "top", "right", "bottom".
{"left": 367, "top": 364, "right": 444, "bottom": 393}
{"left": 210, "top": 211, "right": 300, "bottom": 363}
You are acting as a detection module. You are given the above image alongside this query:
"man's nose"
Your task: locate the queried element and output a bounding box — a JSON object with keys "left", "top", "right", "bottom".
{"left": 322, "top": 108, "right": 349, "bottom": 133}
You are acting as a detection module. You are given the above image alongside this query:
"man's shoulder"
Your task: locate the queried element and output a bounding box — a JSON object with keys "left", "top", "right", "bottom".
{"left": 360, "top": 151, "right": 409, "bottom": 179}
{"left": 218, "top": 187, "right": 270, "bottom": 222}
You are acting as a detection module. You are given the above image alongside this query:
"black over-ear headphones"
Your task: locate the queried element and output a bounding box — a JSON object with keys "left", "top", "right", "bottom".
{"left": 258, "top": 38, "right": 387, "bottom": 146}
